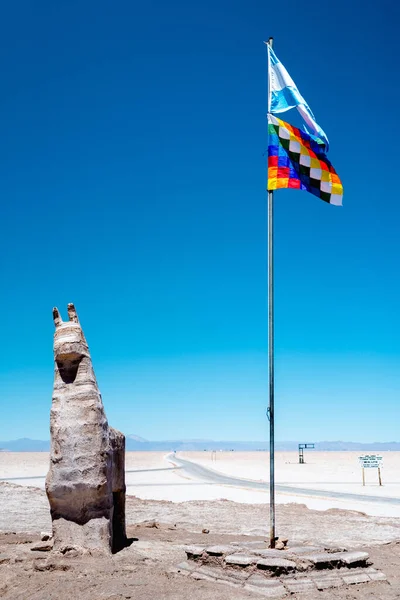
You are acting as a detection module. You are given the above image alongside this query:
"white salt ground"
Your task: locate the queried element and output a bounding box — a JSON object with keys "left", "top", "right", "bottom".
{"left": 0, "top": 451, "right": 400, "bottom": 517}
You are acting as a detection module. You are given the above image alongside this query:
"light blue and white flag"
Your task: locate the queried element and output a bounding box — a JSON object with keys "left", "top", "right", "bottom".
{"left": 267, "top": 45, "right": 329, "bottom": 150}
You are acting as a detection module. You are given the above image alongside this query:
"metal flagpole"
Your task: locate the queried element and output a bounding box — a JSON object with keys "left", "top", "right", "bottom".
{"left": 266, "top": 36, "right": 276, "bottom": 549}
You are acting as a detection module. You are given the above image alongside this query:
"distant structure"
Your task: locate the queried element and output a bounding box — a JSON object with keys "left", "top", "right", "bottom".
{"left": 46, "top": 303, "right": 126, "bottom": 554}
{"left": 298, "top": 443, "right": 315, "bottom": 464}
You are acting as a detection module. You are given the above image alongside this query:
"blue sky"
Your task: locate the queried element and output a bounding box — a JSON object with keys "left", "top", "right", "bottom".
{"left": 0, "top": 0, "right": 399, "bottom": 442}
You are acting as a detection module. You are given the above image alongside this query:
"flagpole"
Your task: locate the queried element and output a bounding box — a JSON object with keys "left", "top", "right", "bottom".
{"left": 266, "top": 36, "right": 276, "bottom": 549}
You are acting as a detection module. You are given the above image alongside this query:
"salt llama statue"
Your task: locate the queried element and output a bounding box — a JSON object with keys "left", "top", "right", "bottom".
{"left": 46, "top": 303, "right": 126, "bottom": 554}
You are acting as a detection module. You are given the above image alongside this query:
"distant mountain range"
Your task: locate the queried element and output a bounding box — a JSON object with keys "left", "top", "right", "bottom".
{"left": 1, "top": 436, "right": 400, "bottom": 452}
{"left": 0, "top": 438, "right": 50, "bottom": 452}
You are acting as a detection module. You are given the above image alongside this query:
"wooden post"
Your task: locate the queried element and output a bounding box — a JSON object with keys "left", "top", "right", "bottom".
{"left": 362, "top": 467, "right": 365, "bottom": 486}
{"left": 378, "top": 467, "right": 382, "bottom": 486}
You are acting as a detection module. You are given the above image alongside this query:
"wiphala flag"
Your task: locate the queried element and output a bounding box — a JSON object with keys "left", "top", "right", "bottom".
{"left": 267, "top": 114, "right": 343, "bottom": 206}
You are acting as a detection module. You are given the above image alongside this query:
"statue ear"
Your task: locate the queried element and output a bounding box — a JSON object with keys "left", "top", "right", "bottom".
{"left": 53, "top": 307, "right": 63, "bottom": 328}
{"left": 67, "top": 303, "right": 80, "bottom": 324}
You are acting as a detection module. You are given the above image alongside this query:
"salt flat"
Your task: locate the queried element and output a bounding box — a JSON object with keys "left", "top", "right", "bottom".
{"left": 178, "top": 451, "right": 400, "bottom": 516}
{"left": 180, "top": 451, "right": 400, "bottom": 494}
{"left": 1, "top": 451, "right": 400, "bottom": 516}
{"left": 0, "top": 452, "right": 268, "bottom": 504}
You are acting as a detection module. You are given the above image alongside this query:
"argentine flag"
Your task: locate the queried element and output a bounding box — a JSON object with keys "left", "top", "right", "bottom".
{"left": 267, "top": 45, "right": 329, "bottom": 151}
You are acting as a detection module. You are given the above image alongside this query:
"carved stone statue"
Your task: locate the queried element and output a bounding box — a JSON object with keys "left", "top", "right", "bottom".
{"left": 45, "top": 303, "right": 126, "bottom": 554}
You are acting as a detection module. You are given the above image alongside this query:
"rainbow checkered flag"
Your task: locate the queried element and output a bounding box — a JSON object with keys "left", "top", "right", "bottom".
{"left": 267, "top": 114, "right": 343, "bottom": 206}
